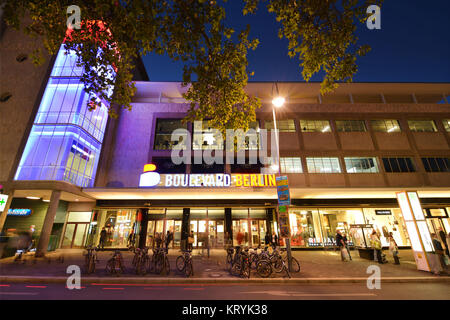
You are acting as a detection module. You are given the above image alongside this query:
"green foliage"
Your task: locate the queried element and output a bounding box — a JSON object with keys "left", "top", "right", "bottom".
{"left": 1, "top": 0, "right": 382, "bottom": 130}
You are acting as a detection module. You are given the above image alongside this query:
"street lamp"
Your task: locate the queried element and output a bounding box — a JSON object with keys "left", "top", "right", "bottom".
{"left": 271, "top": 83, "right": 293, "bottom": 272}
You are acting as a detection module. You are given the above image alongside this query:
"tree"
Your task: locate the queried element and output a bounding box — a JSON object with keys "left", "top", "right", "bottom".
{"left": 1, "top": 0, "right": 382, "bottom": 132}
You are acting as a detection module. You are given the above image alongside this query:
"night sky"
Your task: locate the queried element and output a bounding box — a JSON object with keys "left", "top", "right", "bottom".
{"left": 142, "top": 0, "right": 450, "bottom": 83}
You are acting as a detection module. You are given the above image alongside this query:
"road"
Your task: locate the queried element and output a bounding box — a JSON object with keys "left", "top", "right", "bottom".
{"left": 0, "top": 282, "right": 449, "bottom": 300}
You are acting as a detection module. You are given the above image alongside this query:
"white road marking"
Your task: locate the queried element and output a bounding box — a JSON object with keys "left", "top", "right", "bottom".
{"left": 241, "top": 291, "right": 376, "bottom": 297}
{"left": 0, "top": 292, "right": 39, "bottom": 296}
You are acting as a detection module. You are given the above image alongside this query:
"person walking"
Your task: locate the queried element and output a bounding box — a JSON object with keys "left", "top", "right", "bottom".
{"left": 271, "top": 232, "right": 278, "bottom": 248}
{"left": 155, "top": 232, "right": 162, "bottom": 249}
{"left": 342, "top": 232, "right": 352, "bottom": 261}
{"left": 165, "top": 230, "right": 173, "bottom": 251}
{"left": 99, "top": 227, "right": 107, "bottom": 250}
{"left": 431, "top": 233, "right": 446, "bottom": 272}
{"left": 264, "top": 233, "right": 271, "bottom": 246}
{"left": 370, "top": 230, "right": 383, "bottom": 263}
{"left": 336, "top": 230, "right": 349, "bottom": 261}
{"left": 438, "top": 228, "right": 449, "bottom": 257}
{"left": 388, "top": 232, "right": 400, "bottom": 265}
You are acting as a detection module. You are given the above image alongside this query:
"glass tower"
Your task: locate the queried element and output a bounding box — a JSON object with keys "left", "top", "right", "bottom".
{"left": 14, "top": 46, "right": 112, "bottom": 187}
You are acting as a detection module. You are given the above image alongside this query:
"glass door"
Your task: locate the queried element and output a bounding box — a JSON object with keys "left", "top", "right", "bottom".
{"left": 232, "top": 220, "right": 249, "bottom": 246}
{"left": 173, "top": 220, "right": 182, "bottom": 248}
{"left": 62, "top": 223, "right": 89, "bottom": 248}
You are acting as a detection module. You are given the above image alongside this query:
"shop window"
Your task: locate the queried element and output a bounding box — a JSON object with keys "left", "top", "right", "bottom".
{"left": 67, "top": 211, "right": 92, "bottom": 222}
{"left": 193, "top": 120, "right": 224, "bottom": 150}
{"left": 318, "top": 209, "right": 361, "bottom": 247}
{"left": 153, "top": 119, "right": 187, "bottom": 150}
{"left": 344, "top": 157, "right": 379, "bottom": 173}
{"left": 443, "top": 119, "right": 450, "bottom": 132}
{"left": 207, "top": 208, "right": 225, "bottom": 219}
{"left": 190, "top": 208, "right": 207, "bottom": 219}
{"left": 370, "top": 119, "right": 401, "bottom": 132}
{"left": 382, "top": 157, "right": 416, "bottom": 173}
{"left": 306, "top": 157, "right": 341, "bottom": 173}
{"left": 421, "top": 157, "right": 450, "bottom": 172}
{"left": 299, "top": 120, "right": 331, "bottom": 132}
{"left": 408, "top": 120, "right": 437, "bottom": 132}
{"left": 362, "top": 208, "right": 410, "bottom": 247}
{"left": 288, "top": 208, "right": 323, "bottom": 247}
{"left": 336, "top": 120, "right": 367, "bottom": 132}
{"left": 249, "top": 208, "right": 266, "bottom": 219}
{"left": 166, "top": 209, "right": 183, "bottom": 219}
{"left": 232, "top": 208, "right": 249, "bottom": 219}
{"left": 280, "top": 157, "right": 303, "bottom": 173}
{"left": 265, "top": 119, "right": 296, "bottom": 132}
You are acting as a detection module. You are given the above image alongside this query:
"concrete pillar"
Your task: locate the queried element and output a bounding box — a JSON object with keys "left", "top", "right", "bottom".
{"left": 138, "top": 209, "right": 148, "bottom": 249}
{"left": 224, "top": 208, "right": 232, "bottom": 240}
{"left": 266, "top": 208, "right": 274, "bottom": 236}
{"left": 35, "top": 190, "right": 61, "bottom": 257}
{"left": 0, "top": 190, "right": 14, "bottom": 232}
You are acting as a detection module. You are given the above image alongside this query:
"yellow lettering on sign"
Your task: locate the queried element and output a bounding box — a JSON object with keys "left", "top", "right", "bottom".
{"left": 264, "top": 174, "right": 268, "bottom": 186}
{"left": 258, "top": 175, "right": 265, "bottom": 187}
{"left": 243, "top": 175, "right": 250, "bottom": 187}
{"left": 235, "top": 174, "right": 243, "bottom": 187}
{"left": 250, "top": 174, "right": 258, "bottom": 187}
{"left": 268, "top": 174, "right": 276, "bottom": 187}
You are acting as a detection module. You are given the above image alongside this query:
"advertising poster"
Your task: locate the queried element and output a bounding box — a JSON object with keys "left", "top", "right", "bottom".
{"left": 276, "top": 176, "right": 290, "bottom": 206}
{"left": 278, "top": 205, "right": 290, "bottom": 238}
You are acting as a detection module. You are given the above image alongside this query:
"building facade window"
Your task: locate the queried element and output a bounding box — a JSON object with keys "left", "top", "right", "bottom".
{"left": 265, "top": 119, "right": 296, "bottom": 132}
{"left": 153, "top": 119, "right": 187, "bottom": 150}
{"left": 382, "top": 157, "right": 416, "bottom": 172}
{"left": 421, "top": 157, "right": 450, "bottom": 172}
{"left": 407, "top": 120, "right": 437, "bottom": 132}
{"left": 299, "top": 120, "right": 331, "bottom": 132}
{"left": 280, "top": 157, "right": 303, "bottom": 173}
{"left": 336, "top": 120, "right": 367, "bottom": 132}
{"left": 443, "top": 119, "right": 450, "bottom": 132}
{"left": 14, "top": 46, "right": 111, "bottom": 187}
{"left": 306, "top": 157, "right": 341, "bottom": 173}
{"left": 193, "top": 120, "right": 224, "bottom": 150}
{"left": 371, "top": 119, "right": 401, "bottom": 132}
{"left": 344, "top": 157, "right": 379, "bottom": 173}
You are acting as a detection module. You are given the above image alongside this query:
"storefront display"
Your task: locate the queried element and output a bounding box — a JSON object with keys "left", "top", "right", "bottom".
{"left": 363, "top": 208, "right": 410, "bottom": 247}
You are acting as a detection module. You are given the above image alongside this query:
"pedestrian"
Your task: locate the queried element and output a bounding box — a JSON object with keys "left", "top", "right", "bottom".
{"left": 388, "top": 232, "right": 400, "bottom": 265}
{"left": 99, "top": 227, "right": 107, "bottom": 250}
{"left": 431, "top": 233, "right": 446, "bottom": 272}
{"left": 370, "top": 230, "right": 383, "bottom": 264}
{"left": 342, "top": 232, "right": 352, "bottom": 261}
{"left": 271, "top": 232, "right": 278, "bottom": 248}
{"left": 165, "top": 230, "right": 173, "bottom": 250}
{"left": 336, "top": 229, "right": 349, "bottom": 261}
{"left": 155, "top": 232, "right": 162, "bottom": 248}
{"left": 264, "top": 233, "right": 271, "bottom": 246}
{"left": 438, "top": 228, "right": 449, "bottom": 257}
{"left": 187, "top": 231, "right": 194, "bottom": 251}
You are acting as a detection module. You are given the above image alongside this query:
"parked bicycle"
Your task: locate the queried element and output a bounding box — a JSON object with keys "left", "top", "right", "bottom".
{"left": 229, "top": 246, "right": 251, "bottom": 278}
{"left": 176, "top": 249, "right": 194, "bottom": 277}
{"left": 84, "top": 245, "right": 99, "bottom": 274}
{"left": 151, "top": 247, "right": 170, "bottom": 275}
{"left": 256, "top": 246, "right": 299, "bottom": 278}
{"left": 133, "top": 247, "right": 150, "bottom": 275}
{"left": 105, "top": 250, "right": 125, "bottom": 276}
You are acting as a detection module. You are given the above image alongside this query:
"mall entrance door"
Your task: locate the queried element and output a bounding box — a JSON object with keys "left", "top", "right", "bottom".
{"left": 208, "top": 220, "right": 225, "bottom": 248}
{"left": 165, "top": 219, "right": 182, "bottom": 248}
{"left": 62, "top": 223, "right": 89, "bottom": 248}
{"left": 190, "top": 220, "right": 208, "bottom": 248}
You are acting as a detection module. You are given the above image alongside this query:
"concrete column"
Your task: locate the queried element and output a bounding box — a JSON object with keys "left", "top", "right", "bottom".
{"left": 180, "top": 208, "right": 190, "bottom": 250}
{"left": 0, "top": 190, "right": 14, "bottom": 232}
{"left": 35, "top": 190, "right": 61, "bottom": 257}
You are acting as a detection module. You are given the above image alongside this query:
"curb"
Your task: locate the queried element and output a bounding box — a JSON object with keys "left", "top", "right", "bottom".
{"left": 1, "top": 276, "right": 449, "bottom": 285}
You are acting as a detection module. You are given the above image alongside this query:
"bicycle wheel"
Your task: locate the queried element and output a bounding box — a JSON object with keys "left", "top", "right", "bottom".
{"left": 155, "top": 255, "right": 163, "bottom": 274}
{"left": 256, "top": 260, "right": 272, "bottom": 278}
{"left": 164, "top": 256, "right": 170, "bottom": 275}
{"left": 241, "top": 260, "right": 251, "bottom": 279}
{"left": 176, "top": 256, "right": 185, "bottom": 272}
{"left": 290, "top": 257, "right": 300, "bottom": 273}
{"left": 273, "top": 256, "right": 284, "bottom": 273}
{"left": 105, "top": 259, "right": 114, "bottom": 274}
{"left": 185, "top": 260, "right": 193, "bottom": 277}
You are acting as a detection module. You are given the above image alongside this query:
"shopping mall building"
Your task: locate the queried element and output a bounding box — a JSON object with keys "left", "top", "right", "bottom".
{"left": 1, "top": 26, "right": 450, "bottom": 256}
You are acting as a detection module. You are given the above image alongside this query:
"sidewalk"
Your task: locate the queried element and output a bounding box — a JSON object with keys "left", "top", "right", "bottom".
{"left": 1, "top": 248, "right": 449, "bottom": 284}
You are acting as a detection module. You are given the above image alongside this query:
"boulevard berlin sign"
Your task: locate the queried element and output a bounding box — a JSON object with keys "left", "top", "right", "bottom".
{"left": 140, "top": 171, "right": 277, "bottom": 188}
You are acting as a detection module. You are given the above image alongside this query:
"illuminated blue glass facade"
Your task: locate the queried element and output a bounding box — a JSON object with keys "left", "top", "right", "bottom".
{"left": 14, "top": 46, "right": 112, "bottom": 187}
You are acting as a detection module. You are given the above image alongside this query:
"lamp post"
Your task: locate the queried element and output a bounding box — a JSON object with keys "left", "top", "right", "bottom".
{"left": 271, "top": 83, "right": 293, "bottom": 272}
